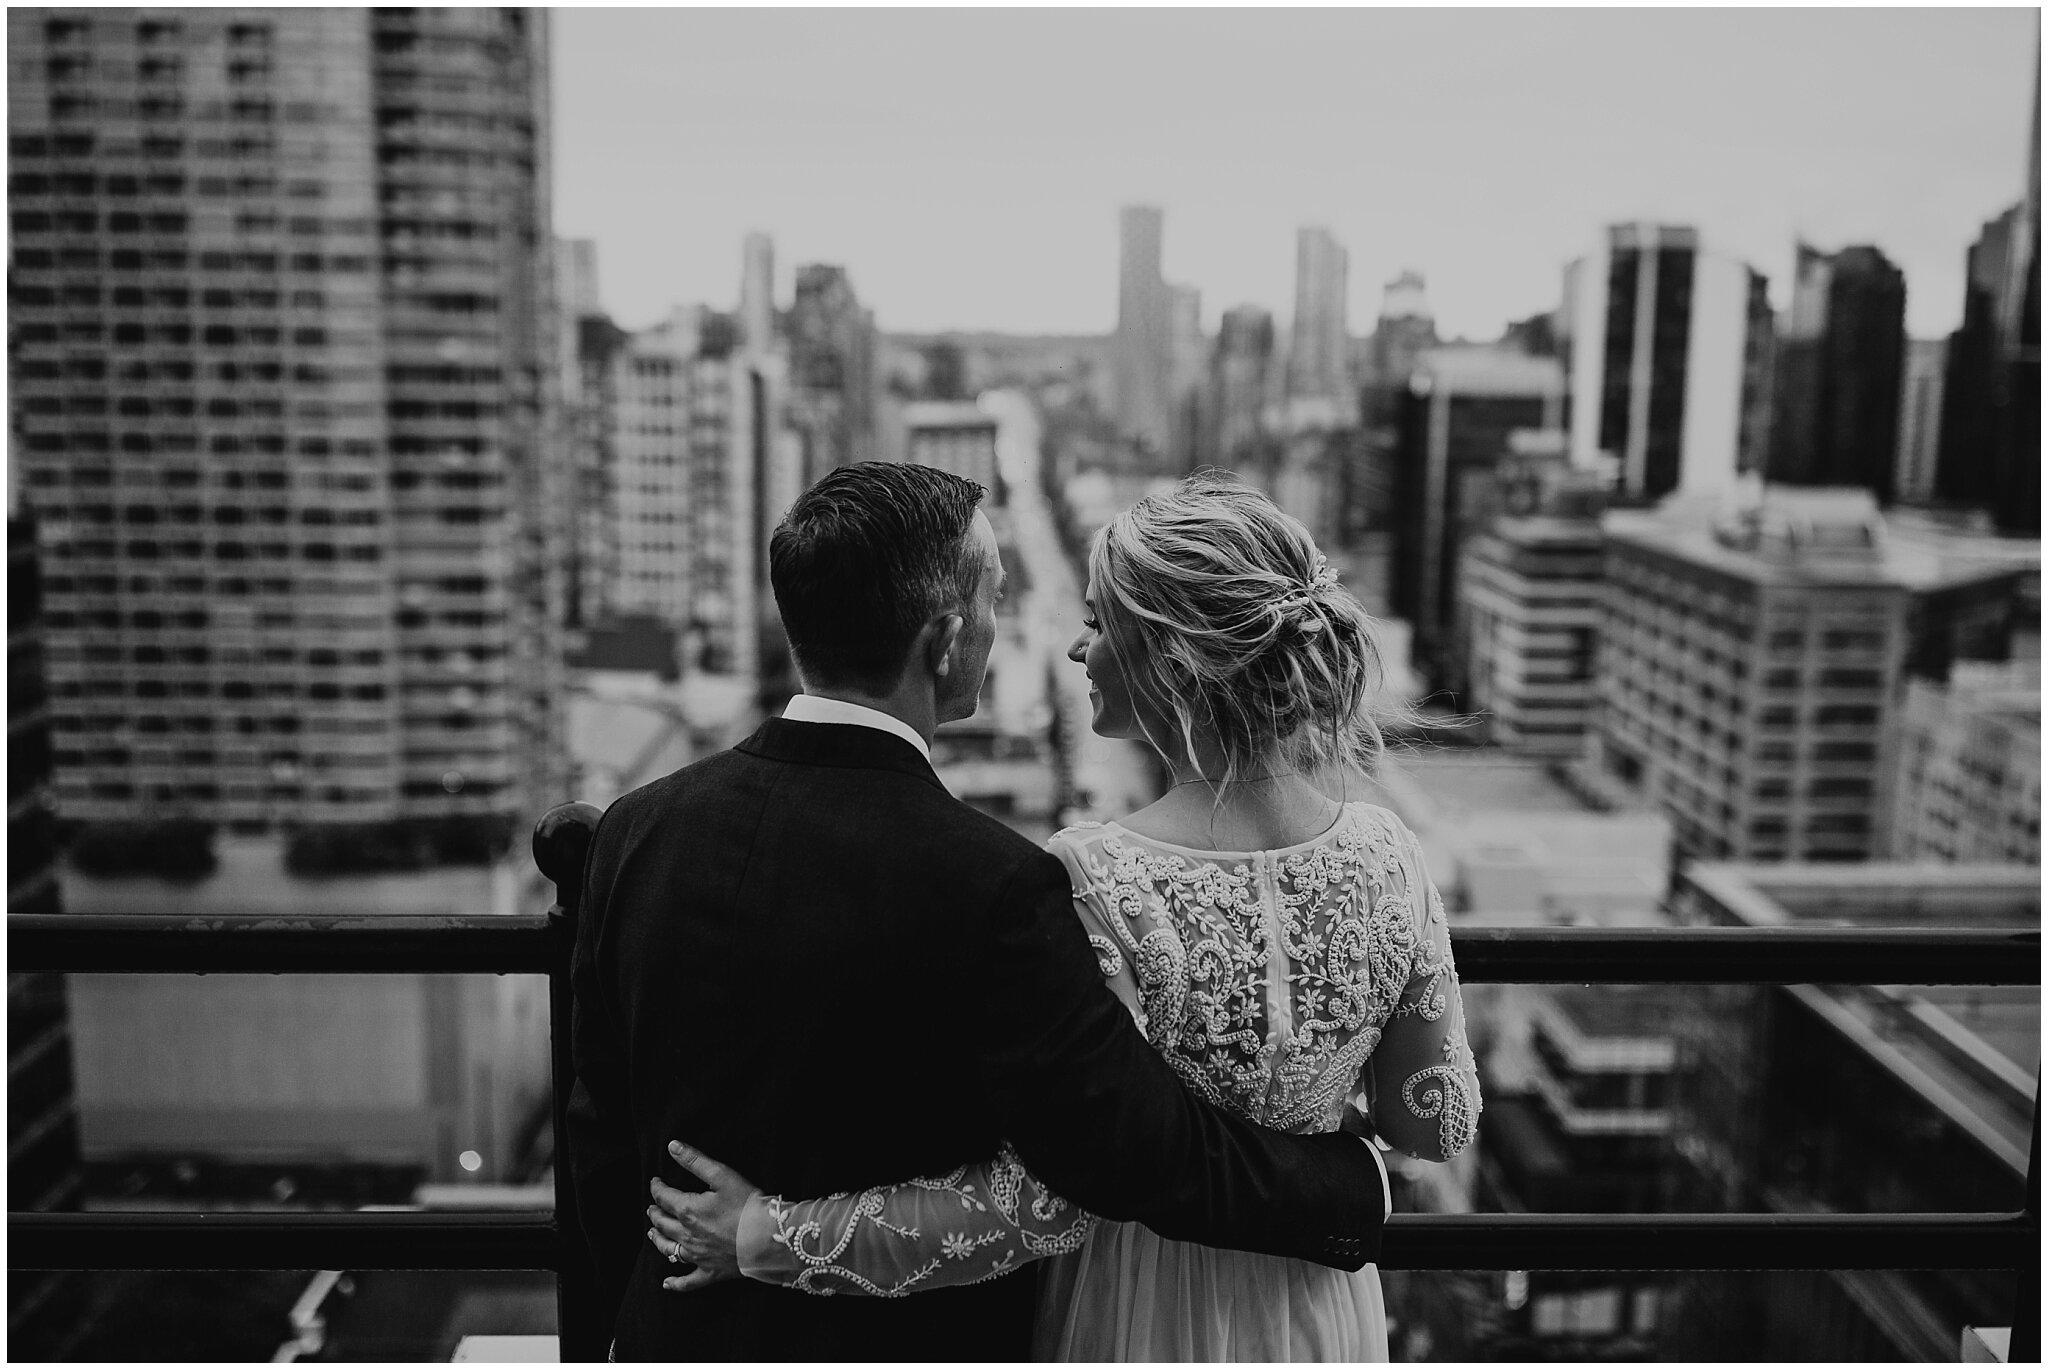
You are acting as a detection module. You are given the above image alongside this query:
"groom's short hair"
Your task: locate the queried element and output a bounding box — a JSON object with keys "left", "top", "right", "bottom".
{"left": 770, "top": 461, "right": 987, "bottom": 694}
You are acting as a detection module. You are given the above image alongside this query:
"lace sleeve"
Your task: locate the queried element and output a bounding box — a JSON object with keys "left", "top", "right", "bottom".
{"left": 1366, "top": 824, "right": 1482, "bottom": 1162}
{"left": 733, "top": 1143, "right": 1097, "bottom": 1296}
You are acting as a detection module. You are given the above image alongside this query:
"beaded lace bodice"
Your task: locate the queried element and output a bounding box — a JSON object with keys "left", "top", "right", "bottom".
{"left": 1062, "top": 803, "right": 1471, "bottom": 1141}
{"left": 732, "top": 803, "right": 1480, "bottom": 1298}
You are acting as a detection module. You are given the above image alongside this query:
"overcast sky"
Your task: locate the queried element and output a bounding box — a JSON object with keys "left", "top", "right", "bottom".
{"left": 552, "top": 7, "right": 2039, "bottom": 342}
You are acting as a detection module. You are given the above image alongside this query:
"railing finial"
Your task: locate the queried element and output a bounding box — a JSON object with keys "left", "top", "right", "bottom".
{"left": 532, "top": 802, "right": 601, "bottom": 907}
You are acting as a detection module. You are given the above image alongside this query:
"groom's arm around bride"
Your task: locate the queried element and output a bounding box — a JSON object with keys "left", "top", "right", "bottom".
{"left": 566, "top": 462, "right": 1387, "bottom": 1361}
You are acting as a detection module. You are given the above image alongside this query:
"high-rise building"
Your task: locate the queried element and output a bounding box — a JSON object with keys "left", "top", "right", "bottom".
{"left": 1208, "top": 305, "right": 1274, "bottom": 471}
{"left": 1935, "top": 206, "right": 2021, "bottom": 508}
{"left": 1561, "top": 224, "right": 1773, "bottom": 502}
{"left": 7, "top": 8, "right": 566, "bottom": 834}
{"left": 564, "top": 312, "right": 627, "bottom": 629}
{"left": 902, "top": 400, "right": 1000, "bottom": 496}
{"left": 1349, "top": 273, "right": 1441, "bottom": 558}
{"left": 1112, "top": 204, "right": 1173, "bottom": 456}
{"left": 1166, "top": 282, "right": 1206, "bottom": 470}
{"left": 1884, "top": 659, "right": 2040, "bottom": 863}
{"left": 1893, "top": 338, "right": 1947, "bottom": 506}
{"left": 1390, "top": 347, "right": 1566, "bottom": 684}
{"left": 784, "top": 262, "right": 877, "bottom": 486}
{"left": 1287, "top": 226, "right": 1350, "bottom": 404}
{"left": 1986, "top": 63, "right": 2040, "bottom": 536}
{"left": 1937, "top": 69, "right": 2041, "bottom": 535}
{"left": 682, "top": 315, "right": 793, "bottom": 691}
{"left": 739, "top": 231, "right": 774, "bottom": 355}
{"left": 1768, "top": 244, "right": 1908, "bottom": 503}
{"left": 555, "top": 237, "right": 600, "bottom": 320}
{"left": 1592, "top": 488, "right": 2024, "bottom": 863}
{"left": 553, "top": 238, "right": 610, "bottom": 631}
{"left": 609, "top": 309, "right": 699, "bottom": 629}
{"left": 1458, "top": 512, "right": 1605, "bottom": 756}
{"left": 1365, "top": 271, "right": 1438, "bottom": 391}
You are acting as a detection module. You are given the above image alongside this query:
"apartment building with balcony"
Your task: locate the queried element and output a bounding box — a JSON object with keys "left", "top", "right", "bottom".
{"left": 1885, "top": 659, "right": 2041, "bottom": 863}
{"left": 8, "top": 8, "right": 565, "bottom": 835}
{"left": 1592, "top": 487, "right": 2024, "bottom": 863}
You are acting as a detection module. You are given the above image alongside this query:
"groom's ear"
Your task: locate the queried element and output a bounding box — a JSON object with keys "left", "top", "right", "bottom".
{"left": 926, "top": 613, "right": 965, "bottom": 679}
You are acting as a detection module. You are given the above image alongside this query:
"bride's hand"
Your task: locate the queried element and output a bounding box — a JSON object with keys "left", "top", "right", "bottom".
{"left": 645, "top": 1140, "right": 761, "bottom": 1293}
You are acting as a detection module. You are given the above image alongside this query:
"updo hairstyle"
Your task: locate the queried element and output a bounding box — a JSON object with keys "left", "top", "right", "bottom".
{"left": 1088, "top": 470, "right": 1409, "bottom": 790}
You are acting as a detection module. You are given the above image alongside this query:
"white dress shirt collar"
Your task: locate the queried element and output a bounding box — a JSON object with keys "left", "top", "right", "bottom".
{"left": 782, "top": 694, "right": 933, "bottom": 763}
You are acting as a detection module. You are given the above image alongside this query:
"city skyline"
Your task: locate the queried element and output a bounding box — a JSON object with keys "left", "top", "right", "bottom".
{"left": 553, "top": 8, "right": 2039, "bottom": 340}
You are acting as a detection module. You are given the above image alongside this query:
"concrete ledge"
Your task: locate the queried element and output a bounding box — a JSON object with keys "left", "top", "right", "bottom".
{"left": 452, "top": 1333, "right": 559, "bottom": 1362}
{"left": 1961, "top": 1326, "right": 2010, "bottom": 1362}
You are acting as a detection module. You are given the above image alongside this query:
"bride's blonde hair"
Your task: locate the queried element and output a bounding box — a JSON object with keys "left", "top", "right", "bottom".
{"left": 1089, "top": 471, "right": 1415, "bottom": 791}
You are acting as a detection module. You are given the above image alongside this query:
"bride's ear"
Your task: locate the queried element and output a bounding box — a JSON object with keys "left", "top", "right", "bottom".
{"left": 926, "top": 613, "right": 965, "bottom": 679}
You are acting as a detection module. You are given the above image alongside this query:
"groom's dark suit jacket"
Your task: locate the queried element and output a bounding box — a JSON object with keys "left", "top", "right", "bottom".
{"left": 568, "top": 716, "right": 1386, "bottom": 1361}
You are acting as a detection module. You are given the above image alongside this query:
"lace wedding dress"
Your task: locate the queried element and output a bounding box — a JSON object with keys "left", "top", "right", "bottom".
{"left": 734, "top": 802, "right": 1481, "bottom": 1362}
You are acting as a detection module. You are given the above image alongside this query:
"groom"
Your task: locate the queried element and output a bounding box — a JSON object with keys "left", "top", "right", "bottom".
{"left": 567, "top": 461, "right": 1389, "bottom": 1360}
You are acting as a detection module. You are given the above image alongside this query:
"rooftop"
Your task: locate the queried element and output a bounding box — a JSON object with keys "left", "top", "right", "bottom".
{"left": 1684, "top": 862, "right": 2040, "bottom": 930}
{"left": 1411, "top": 345, "right": 1565, "bottom": 397}
{"left": 902, "top": 399, "right": 998, "bottom": 429}
{"left": 1486, "top": 515, "right": 1607, "bottom": 548}
{"left": 1605, "top": 488, "right": 2036, "bottom": 593}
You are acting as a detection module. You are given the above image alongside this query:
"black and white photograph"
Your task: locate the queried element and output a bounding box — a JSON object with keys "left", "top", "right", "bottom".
{"left": 4, "top": 5, "right": 2040, "bottom": 1363}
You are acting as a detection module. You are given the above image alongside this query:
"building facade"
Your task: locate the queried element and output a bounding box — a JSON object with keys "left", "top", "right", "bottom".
{"left": 1389, "top": 346, "right": 1566, "bottom": 686}
{"left": 1768, "top": 244, "right": 1908, "bottom": 503}
{"left": 1937, "top": 159, "right": 2040, "bottom": 535}
{"left": 784, "top": 262, "right": 877, "bottom": 487}
{"left": 1893, "top": 336, "right": 1947, "bottom": 506}
{"left": 1208, "top": 304, "right": 1274, "bottom": 472}
{"left": 902, "top": 400, "right": 1000, "bottom": 495}
{"left": 1592, "top": 489, "right": 2023, "bottom": 863}
{"left": 1458, "top": 514, "right": 1605, "bottom": 756}
{"left": 608, "top": 310, "right": 698, "bottom": 628}
{"left": 1287, "top": 225, "right": 1350, "bottom": 405}
{"left": 1561, "top": 224, "right": 1773, "bottom": 502}
{"left": 563, "top": 312, "right": 625, "bottom": 629}
{"left": 8, "top": 7, "right": 566, "bottom": 833}
{"left": 1885, "top": 659, "right": 2040, "bottom": 863}
{"left": 1112, "top": 204, "right": 1173, "bottom": 456}
{"left": 1166, "top": 281, "right": 1206, "bottom": 470}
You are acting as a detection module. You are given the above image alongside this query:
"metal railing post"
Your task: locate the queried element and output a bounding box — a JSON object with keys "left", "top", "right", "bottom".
{"left": 535, "top": 802, "right": 605, "bottom": 1363}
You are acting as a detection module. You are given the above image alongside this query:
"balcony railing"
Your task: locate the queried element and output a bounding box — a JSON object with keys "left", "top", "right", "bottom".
{"left": 9, "top": 802, "right": 2039, "bottom": 1363}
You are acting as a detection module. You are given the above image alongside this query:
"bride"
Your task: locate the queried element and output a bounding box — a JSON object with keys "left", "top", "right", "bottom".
{"left": 645, "top": 473, "right": 1481, "bottom": 1361}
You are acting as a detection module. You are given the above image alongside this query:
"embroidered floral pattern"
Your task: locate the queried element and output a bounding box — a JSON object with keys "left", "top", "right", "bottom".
{"left": 1054, "top": 805, "right": 1479, "bottom": 1144}
{"left": 735, "top": 805, "right": 1481, "bottom": 1299}
{"left": 754, "top": 1143, "right": 1096, "bottom": 1297}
